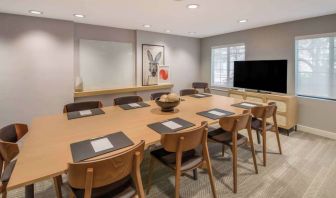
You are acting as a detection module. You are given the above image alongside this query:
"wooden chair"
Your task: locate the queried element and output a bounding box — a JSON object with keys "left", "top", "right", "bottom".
{"left": 66, "top": 141, "right": 145, "bottom": 198}
{"left": 251, "top": 102, "right": 282, "bottom": 166}
{"left": 63, "top": 101, "right": 103, "bottom": 113}
{"left": 114, "top": 96, "right": 143, "bottom": 105}
{"left": 146, "top": 122, "right": 217, "bottom": 198}
{"left": 179, "top": 89, "right": 198, "bottom": 96}
{"left": 150, "top": 92, "right": 170, "bottom": 100}
{"left": 208, "top": 111, "right": 258, "bottom": 193}
{"left": 0, "top": 124, "right": 32, "bottom": 198}
{"left": 192, "top": 82, "right": 211, "bottom": 93}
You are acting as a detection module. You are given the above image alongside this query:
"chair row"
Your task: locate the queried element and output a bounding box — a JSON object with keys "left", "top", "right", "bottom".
{"left": 0, "top": 102, "right": 282, "bottom": 198}
{"left": 63, "top": 84, "right": 209, "bottom": 113}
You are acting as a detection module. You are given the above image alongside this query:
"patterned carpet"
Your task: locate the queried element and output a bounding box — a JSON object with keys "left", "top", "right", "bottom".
{"left": 5, "top": 130, "right": 336, "bottom": 198}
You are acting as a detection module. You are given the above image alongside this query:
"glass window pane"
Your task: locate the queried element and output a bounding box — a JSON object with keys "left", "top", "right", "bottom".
{"left": 211, "top": 44, "right": 245, "bottom": 87}
{"left": 296, "top": 36, "right": 335, "bottom": 100}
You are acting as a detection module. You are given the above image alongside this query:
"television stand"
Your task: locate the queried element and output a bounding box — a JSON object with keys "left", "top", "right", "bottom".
{"left": 257, "top": 90, "right": 272, "bottom": 94}
{"left": 228, "top": 89, "right": 298, "bottom": 135}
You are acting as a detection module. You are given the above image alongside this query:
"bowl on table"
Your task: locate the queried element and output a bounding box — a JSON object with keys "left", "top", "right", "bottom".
{"left": 155, "top": 93, "right": 181, "bottom": 112}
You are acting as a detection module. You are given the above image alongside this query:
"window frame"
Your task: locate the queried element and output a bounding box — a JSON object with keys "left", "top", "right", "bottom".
{"left": 295, "top": 32, "right": 336, "bottom": 101}
{"left": 210, "top": 43, "right": 245, "bottom": 88}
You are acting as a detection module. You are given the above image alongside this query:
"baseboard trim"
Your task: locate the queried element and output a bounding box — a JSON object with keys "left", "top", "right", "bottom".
{"left": 297, "top": 125, "right": 336, "bottom": 140}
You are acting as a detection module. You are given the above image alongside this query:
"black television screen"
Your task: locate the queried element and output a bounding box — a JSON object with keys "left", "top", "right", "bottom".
{"left": 233, "top": 60, "right": 287, "bottom": 93}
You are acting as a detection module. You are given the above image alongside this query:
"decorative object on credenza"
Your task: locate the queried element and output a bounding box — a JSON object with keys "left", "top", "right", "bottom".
{"left": 142, "top": 44, "right": 165, "bottom": 86}
{"left": 155, "top": 93, "right": 180, "bottom": 112}
{"left": 158, "top": 65, "right": 170, "bottom": 84}
{"left": 75, "top": 76, "right": 83, "bottom": 92}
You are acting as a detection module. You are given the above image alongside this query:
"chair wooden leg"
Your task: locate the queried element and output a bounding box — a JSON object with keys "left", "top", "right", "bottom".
{"left": 275, "top": 128, "right": 282, "bottom": 155}
{"left": 256, "top": 130, "right": 261, "bottom": 144}
{"left": 247, "top": 128, "right": 258, "bottom": 174}
{"left": 262, "top": 129, "right": 267, "bottom": 166}
{"left": 2, "top": 190, "right": 7, "bottom": 198}
{"left": 53, "top": 175, "right": 63, "bottom": 198}
{"left": 222, "top": 144, "right": 225, "bottom": 157}
{"left": 203, "top": 144, "right": 217, "bottom": 198}
{"left": 146, "top": 157, "right": 155, "bottom": 195}
{"left": 175, "top": 169, "right": 181, "bottom": 198}
{"left": 25, "top": 184, "right": 34, "bottom": 198}
{"left": 193, "top": 168, "right": 198, "bottom": 180}
{"left": 232, "top": 133, "right": 238, "bottom": 193}
{"left": 69, "top": 191, "right": 75, "bottom": 198}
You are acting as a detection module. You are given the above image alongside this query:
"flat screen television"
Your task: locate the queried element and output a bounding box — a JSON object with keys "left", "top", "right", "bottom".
{"left": 233, "top": 60, "right": 287, "bottom": 93}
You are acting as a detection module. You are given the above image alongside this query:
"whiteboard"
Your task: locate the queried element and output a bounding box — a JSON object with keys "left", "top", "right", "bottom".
{"left": 80, "top": 39, "right": 135, "bottom": 90}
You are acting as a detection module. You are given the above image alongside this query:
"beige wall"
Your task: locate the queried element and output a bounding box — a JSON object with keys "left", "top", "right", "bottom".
{"left": 201, "top": 14, "right": 336, "bottom": 132}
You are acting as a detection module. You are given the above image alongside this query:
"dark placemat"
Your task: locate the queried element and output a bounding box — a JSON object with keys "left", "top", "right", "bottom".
{"left": 147, "top": 117, "right": 195, "bottom": 134}
{"left": 119, "top": 102, "right": 150, "bottom": 110}
{"left": 197, "top": 108, "right": 235, "bottom": 120}
{"left": 231, "top": 102, "right": 261, "bottom": 109}
{"left": 189, "top": 93, "right": 212, "bottom": 98}
{"left": 70, "top": 131, "right": 134, "bottom": 162}
{"left": 67, "top": 108, "right": 105, "bottom": 120}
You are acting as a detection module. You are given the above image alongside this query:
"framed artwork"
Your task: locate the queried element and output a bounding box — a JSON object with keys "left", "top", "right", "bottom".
{"left": 158, "top": 65, "right": 170, "bottom": 84}
{"left": 142, "top": 44, "right": 165, "bottom": 86}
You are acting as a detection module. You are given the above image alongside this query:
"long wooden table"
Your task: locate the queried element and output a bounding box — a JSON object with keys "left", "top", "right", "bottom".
{"left": 8, "top": 95, "right": 246, "bottom": 192}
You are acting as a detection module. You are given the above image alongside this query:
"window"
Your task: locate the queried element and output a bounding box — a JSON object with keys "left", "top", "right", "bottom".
{"left": 211, "top": 44, "right": 245, "bottom": 87}
{"left": 295, "top": 34, "right": 336, "bottom": 100}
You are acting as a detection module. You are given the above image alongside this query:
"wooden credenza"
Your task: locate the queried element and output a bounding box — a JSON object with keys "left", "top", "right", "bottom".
{"left": 228, "top": 89, "right": 298, "bottom": 133}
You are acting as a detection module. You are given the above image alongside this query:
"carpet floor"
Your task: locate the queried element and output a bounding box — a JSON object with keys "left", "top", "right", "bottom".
{"left": 4, "top": 130, "right": 336, "bottom": 198}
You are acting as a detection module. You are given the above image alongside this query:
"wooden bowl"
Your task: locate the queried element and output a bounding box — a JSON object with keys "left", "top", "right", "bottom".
{"left": 155, "top": 98, "right": 180, "bottom": 112}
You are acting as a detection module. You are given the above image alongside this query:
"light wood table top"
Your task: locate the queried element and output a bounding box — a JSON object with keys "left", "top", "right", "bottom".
{"left": 8, "top": 95, "right": 246, "bottom": 190}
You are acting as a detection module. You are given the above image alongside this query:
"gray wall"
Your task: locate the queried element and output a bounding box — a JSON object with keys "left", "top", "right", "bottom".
{"left": 0, "top": 13, "right": 74, "bottom": 126}
{"left": 136, "top": 30, "right": 201, "bottom": 93}
{"left": 201, "top": 14, "right": 336, "bottom": 132}
{"left": 0, "top": 13, "right": 201, "bottom": 125}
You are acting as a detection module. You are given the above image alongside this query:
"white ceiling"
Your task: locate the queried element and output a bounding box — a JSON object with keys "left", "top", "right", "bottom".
{"left": 1, "top": 0, "right": 336, "bottom": 38}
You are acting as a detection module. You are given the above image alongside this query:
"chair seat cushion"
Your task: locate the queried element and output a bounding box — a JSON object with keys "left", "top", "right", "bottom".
{"left": 150, "top": 148, "right": 202, "bottom": 171}
{"left": 251, "top": 118, "right": 273, "bottom": 131}
{"left": 70, "top": 175, "right": 136, "bottom": 198}
{"left": 208, "top": 127, "right": 247, "bottom": 146}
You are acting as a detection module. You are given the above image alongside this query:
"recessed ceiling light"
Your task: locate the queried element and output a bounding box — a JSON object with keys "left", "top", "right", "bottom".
{"left": 143, "top": 24, "right": 151, "bottom": 28}
{"left": 74, "top": 14, "right": 85, "bottom": 18}
{"left": 238, "top": 19, "right": 248, "bottom": 23}
{"left": 29, "top": 10, "right": 43, "bottom": 15}
{"left": 165, "top": 30, "right": 171, "bottom": 33}
{"left": 188, "top": 32, "right": 196, "bottom": 35}
{"left": 187, "top": 4, "right": 199, "bottom": 9}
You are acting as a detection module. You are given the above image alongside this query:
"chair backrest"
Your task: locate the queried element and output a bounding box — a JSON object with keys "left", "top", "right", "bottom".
{"left": 251, "top": 102, "right": 277, "bottom": 120}
{"left": 0, "top": 124, "right": 28, "bottom": 143}
{"left": 161, "top": 122, "right": 207, "bottom": 152}
{"left": 179, "top": 89, "right": 198, "bottom": 96}
{"left": 192, "top": 82, "right": 210, "bottom": 93}
{"left": 218, "top": 111, "right": 251, "bottom": 132}
{"left": 67, "top": 141, "right": 145, "bottom": 189}
{"left": 63, "top": 101, "right": 103, "bottom": 113}
{"left": 150, "top": 92, "right": 170, "bottom": 100}
{"left": 192, "top": 82, "right": 208, "bottom": 89}
{"left": 0, "top": 123, "right": 28, "bottom": 177}
{"left": 114, "top": 96, "right": 143, "bottom": 105}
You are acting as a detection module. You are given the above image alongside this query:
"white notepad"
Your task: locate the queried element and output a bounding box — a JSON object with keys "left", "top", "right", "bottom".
{"left": 128, "top": 103, "right": 141, "bottom": 108}
{"left": 90, "top": 138, "right": 114, "bottom": 153}
{"left": 79, "top": 110, "right": 92, "bottom": 116}
{"left": 208, "top": 110, "right": 226, "bottom": 116}
{"left": 241, "top": 103, "right": 256, "bottom": 107}
{"left": 162, "top": 121, "right": 183, "bottom": 130}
